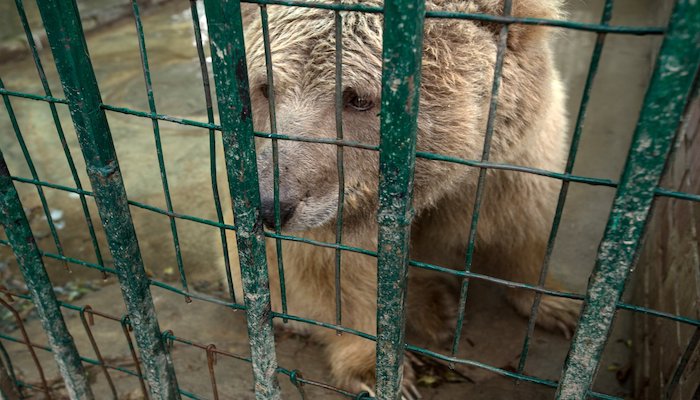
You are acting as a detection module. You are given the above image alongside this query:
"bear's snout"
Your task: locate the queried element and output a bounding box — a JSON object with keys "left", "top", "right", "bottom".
{"left": 260, "top": 195, "right": 296, "bottom": 230}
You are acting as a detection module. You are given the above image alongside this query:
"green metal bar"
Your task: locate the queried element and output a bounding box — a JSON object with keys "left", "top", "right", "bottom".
{"left": 0, "top": 235, "right": 697, "bottom": 400}
{"left": 6, "top": 172, "right": 700, "bottom": 334}
{"left": 0, "top": 92, "right": 661, "bottom": 200}
{"left": 0, "top": 150, "right": 94, "bottom": 399}
{"left": 259, "top": 3, "right": 289, "bottom": 319}
{"left": 237, "top": 0, "right": 664, "bottom": 35}
{"left": 15, "top": 0, "right": 106, "bottom": 278}
{"left": 555, "top": 0, "right": 700, "bottom": 398}
{"left": 517, "top": 0, "right": 614, "bottom": 373}
{"left": 202, "top": 0, "right": 281, "bottom": 398}
{"left": 333, "top": 3, "right": 345, "bottom": 331}
{"left": 35, "top": 1, "right": 181, "bottom": 398}
{"left": 189, "top": 0, "right": 237, "bottom": 305}
{"left": 131, "top": 0, "right": 190, "bottom": 301}
{"left": 374, "top": 0, "right": 425, "bottom": 397}
{"left": 0, "top": 77, "right": 68, "bottom": 271}
{"left": 451, "top": 0, "right": 512, "bottom": 357}
{"left": 0, "top": 87, "right": 68, "bottom": 104}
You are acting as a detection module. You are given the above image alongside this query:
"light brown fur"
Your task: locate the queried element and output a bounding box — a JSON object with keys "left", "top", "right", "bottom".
{"left": 219, "top": 0, "right": 580, "bottom": 394}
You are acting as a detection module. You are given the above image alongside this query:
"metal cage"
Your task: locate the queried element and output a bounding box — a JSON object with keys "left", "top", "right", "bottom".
{"left": 0, "top": 0, "right": 699, "bottom": 399}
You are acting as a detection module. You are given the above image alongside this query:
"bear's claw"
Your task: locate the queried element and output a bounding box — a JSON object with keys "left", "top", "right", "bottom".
{"left": 353, "top": 351, "right": 422, "bottom": 400}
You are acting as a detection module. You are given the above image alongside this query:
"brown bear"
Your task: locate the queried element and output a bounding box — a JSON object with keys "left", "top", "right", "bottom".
{"left": 219, "top": 0, "right": 579, "bottom": 397}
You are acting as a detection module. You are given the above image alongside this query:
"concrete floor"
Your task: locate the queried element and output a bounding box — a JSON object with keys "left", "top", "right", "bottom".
{"left": 0, "top": 0, "right": 668, "bottom": 398}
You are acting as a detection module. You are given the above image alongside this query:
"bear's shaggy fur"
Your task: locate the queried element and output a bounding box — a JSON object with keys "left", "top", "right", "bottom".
{"left": 219, "top": 0, "right": 580, "bottom": 395}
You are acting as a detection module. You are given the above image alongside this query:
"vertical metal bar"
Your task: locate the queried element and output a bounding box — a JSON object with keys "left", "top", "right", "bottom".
{"left": 131, "top": 0, "right": 191, "bottom": 301}
{"left": 374, "top": 0, "right": 425, "bottom": 397}
{"left": 450, "top": 0, "right": 512, "bottom": 357}
{"left": 35, "top": 1, "right": 181, "bottom": 398}
{"left": 517, "top": 0, "right": 614, "bottom": 373}
{"left": 0, "top": 77, "right": 68, "bottom": 272}
{"left": 189, "top": 0, "right": 237, "bottom": 305}
{"left": 664, "top": 328, "right": 700, "bottom": 400}
{"left": 333, "top": 3, "right": 345, "bottom": 331}
{"left": 555, "top": 0, "right": 700, "bottom": 397}
{"left": 259, "top": 4, "right": 289, "bottom": 320}
{"left": 202, "top": 1, "right": 281, "bottom": 398}
{"left": 14, "top": 0, "right": 106, "bottom": 278}
{"left": 0, "top": 154, "right": 93, "bottom": 399}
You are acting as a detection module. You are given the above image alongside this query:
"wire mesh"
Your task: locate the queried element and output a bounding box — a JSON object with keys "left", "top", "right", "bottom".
{"left": 0, "top": 0, "right": 698, "bottom": 399}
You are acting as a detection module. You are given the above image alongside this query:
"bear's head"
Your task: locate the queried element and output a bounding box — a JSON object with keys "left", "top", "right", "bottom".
{"left": 242, "top": 0, "right": 564, "bottom": 232}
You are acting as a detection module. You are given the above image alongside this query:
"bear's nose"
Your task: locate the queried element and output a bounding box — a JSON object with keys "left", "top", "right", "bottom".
{"left": 260, "top": 197, "right": 296, "bottom": 230}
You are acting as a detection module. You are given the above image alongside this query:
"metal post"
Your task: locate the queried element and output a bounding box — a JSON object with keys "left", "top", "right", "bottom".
{"left": 0, "top": 151, "right": 93, "bottom": 399}
{"left": 202, "top": 0, "right": 281, "bottom": 398}
{"left": 556, "top": 0, "right": 700, "bottom": 398}
{"left": 35, "top": 1, "right": 180, "bottom": 398}
{"left": 375, "top": 0, "right": 426, "bottom": 398}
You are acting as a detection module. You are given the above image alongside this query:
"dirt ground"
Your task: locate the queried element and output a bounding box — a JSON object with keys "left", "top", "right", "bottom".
{"left": 0, "top": 0, "right": 667, "bottom": 398}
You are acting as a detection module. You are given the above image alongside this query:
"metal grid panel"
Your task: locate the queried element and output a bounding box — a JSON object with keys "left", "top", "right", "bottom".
{"left": 0, "top": 0, "right": 698, "bottom": 399}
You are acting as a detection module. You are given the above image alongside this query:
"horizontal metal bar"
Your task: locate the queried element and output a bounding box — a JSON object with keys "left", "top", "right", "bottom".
{"left": 2, "top": 177, "right": 700, "bottom": 331}
{"left": 4, "top": 173, "right": 700, "bottom": 333}
{"left": 0, "top": 87, "right": 68, "bottom": 104}
{"left": 0, "top": 288, "right": 621, "bottom": 400}
{"left": 654, "top": 186, "right": 700, "bottom": 202}
{"left": 3, "top": 88, "right": 698, "bottom": 201}
{"left": 239, "top": 0, "right": 664, "bottom": 34}
{"left": 1, "top": 236, "right": 696, "bottom": 350}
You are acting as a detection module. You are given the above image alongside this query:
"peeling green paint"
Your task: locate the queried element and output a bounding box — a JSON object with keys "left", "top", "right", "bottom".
{"left": 0, "top": 150, "right": 94, "bottom": 400}
{"left": 35, "top": 1, "right": 180, "bottom": 398}
{"left": 555, "top": 0, "right": 700, "bottom": 398}
{"left": 374, "top": 0, "right": 426, "bottom": 398}
{"left": 202, "top": 0, "right": 281, "bottom": 398}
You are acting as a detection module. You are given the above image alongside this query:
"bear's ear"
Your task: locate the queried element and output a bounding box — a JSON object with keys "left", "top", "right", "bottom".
{"left": 427, "top": 0, "right": 565, "bottom": 50}
{"left": 504, "top": 0, "right": 564, "bottom": 49}
{"left": 241, "top": 3, "right": 258, "bottom": 28}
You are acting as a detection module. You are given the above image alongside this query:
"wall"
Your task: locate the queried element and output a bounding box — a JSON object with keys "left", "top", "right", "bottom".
{"left": 632, "top": 75, "right": 700, "bottom": 399}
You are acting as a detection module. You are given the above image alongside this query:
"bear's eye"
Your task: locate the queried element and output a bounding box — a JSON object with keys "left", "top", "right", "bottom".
{"left": 260, "top": 84, "right": 270, "bottom": 99}
{"left": 344, "top": 89, "right": 374, "bottom": 111}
